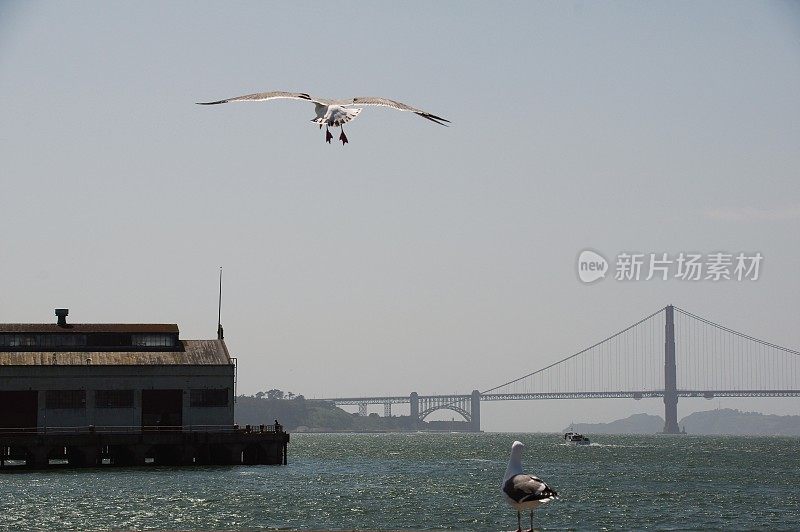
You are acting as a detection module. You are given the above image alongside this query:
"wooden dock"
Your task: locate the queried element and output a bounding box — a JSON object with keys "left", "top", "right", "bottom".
{"left": 0, "top": 424, "right": 289, "bottom": 468}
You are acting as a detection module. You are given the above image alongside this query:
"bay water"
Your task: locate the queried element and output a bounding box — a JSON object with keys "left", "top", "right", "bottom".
{"left": 1, "top": 433, "right": 798, "bottom": 530}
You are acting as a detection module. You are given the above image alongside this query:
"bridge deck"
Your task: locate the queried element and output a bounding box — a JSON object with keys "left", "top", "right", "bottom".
{"left": 323, "top": 390, "right": 800, "bottom": 405}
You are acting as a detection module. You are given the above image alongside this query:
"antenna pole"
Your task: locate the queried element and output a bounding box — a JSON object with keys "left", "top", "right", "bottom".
{"left": 217, "top": 267, "right": 224, "bottom": 339}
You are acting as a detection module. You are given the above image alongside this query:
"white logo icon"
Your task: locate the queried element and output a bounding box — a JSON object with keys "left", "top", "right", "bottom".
{"left": 578, "top": 250, "right": 608, "bottom": 283}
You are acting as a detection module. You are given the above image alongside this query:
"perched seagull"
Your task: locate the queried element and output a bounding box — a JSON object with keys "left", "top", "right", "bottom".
{"left": 196, "top": 91, "right": 449, "bottom": 145}
{"left": 502, "top": 441, "right": 558, "bottom": 532}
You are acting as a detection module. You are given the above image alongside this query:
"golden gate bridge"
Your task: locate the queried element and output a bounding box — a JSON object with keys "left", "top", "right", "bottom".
{"left": 323, "top": 305, "right": 800, "bottom": 432}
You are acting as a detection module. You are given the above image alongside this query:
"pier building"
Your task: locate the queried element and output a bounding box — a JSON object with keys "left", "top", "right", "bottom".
{"left": 0, "top": 309, "right": 287, "bottom": 468}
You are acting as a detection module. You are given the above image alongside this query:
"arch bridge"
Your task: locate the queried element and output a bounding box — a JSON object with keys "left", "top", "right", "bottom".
{"left": 326, "top": 391, "right": 481, "bottom": 431}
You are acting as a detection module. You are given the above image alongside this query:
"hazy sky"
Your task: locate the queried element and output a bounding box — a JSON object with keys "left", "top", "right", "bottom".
{"left": 1, "top": 1, "right": 798, "bottom": 431}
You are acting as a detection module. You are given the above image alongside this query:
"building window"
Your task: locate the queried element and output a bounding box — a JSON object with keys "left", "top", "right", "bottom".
{"left": 131, "top": 334, "right": 175, "bottom": 347}
{"left": 46, "top": 390, "right": 86, "bottom": 409}
{"left": 0, "top": 334, "right": 36, "bottom": 347}
{"left": 0, "top": 334, "right": 15, "bottom": 347}
{"left": 95, "top": 390, "right": 134, "bottom": 408}
{"left": 0, "top": 334, "right": 88, "bottom": 347}
{"left": 39, "top": 334, "right": 87, "bottom": 347}
{"left": 190, "top": 389, "right": 228, "bottom": 407}
{"left": 18, "top": 335, "right": 36, "bottom": 346}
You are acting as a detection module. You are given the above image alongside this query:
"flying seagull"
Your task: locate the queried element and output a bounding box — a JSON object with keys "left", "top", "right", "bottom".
{"left": 196, "top": 91, "right": 449, "bottom": 145}
{"left": 502, "top": 441, "right": 558, "bottom": 532}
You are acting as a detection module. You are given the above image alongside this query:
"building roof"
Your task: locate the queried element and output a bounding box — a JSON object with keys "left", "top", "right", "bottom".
{"left": 0, "top": 340, "right": 231, "bottom": 366}
{"left": 0, "top": 324, "right": 179, "bottom": 334}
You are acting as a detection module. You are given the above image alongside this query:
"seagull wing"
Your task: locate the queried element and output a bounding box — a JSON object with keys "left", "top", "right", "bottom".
{"left": 503, "top": 474, "right": 558, "bottom": 504}
{"left": 196, "top": 91, "right": 314, "bottom": 105}
{"left": 346, "top": 97, "right": 450, "bottom": 126}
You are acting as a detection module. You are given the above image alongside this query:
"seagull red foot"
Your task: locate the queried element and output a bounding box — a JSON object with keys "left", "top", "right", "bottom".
{"left": 325, "top": 127, "right": 333, "bottom": 143}
{"left": 339, "top": 129, "right": 348, "bottom": 145}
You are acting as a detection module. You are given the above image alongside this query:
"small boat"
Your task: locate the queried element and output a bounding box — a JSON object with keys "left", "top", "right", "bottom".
{"left": 563, "top": 431, "right": 591, "bottom": 445}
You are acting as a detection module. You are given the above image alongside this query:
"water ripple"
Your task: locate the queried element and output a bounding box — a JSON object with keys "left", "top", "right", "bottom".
{"left": 0, "top": 433, "right": 798, "bottom": 530}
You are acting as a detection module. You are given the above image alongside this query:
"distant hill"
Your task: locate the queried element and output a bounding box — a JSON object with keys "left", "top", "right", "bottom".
{"left": 680, "top": 408, "right": 800, "bottom": 436}
{"left": 563, "top": 413, "right": 664, "bottom": 434}
{"left": 565, "top": 409, "right": 800, "bottom": 436}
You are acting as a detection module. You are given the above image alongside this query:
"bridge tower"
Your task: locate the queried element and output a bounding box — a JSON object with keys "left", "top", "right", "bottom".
{"left": 663, "top": 304, "right": 679, "bottom": 434}
{"left": 410, "top": 392, "right": 419, "bottom": 427}
{"left": 471, "top": 390, "right": 481, "bottom": 432}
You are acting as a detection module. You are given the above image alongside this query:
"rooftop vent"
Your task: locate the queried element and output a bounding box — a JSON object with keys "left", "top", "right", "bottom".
{"left": 55, "top": 308, "right": 69, "bottom": 327}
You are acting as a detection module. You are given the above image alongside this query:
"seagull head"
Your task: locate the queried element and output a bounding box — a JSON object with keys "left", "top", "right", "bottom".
{"left": 504, "top": 440, "right": 525, "bottom": 482}
{"left": 511, "top": 440, "right": 524, "bottom": 457}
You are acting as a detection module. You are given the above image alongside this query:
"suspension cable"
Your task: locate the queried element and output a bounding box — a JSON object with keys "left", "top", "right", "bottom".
{"left": 674, "top": 306, "right": 800, "bottom": 356}
{"left": 481, "top": 305, "right": 667, "bottom": 394}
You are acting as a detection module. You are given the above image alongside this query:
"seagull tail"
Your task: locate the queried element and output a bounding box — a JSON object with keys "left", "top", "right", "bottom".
{"left": 333, "top": 107, "right": 362, "bottom": 126}
{"left": 313, "top": 107, "right": 362, "bottom": 127}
